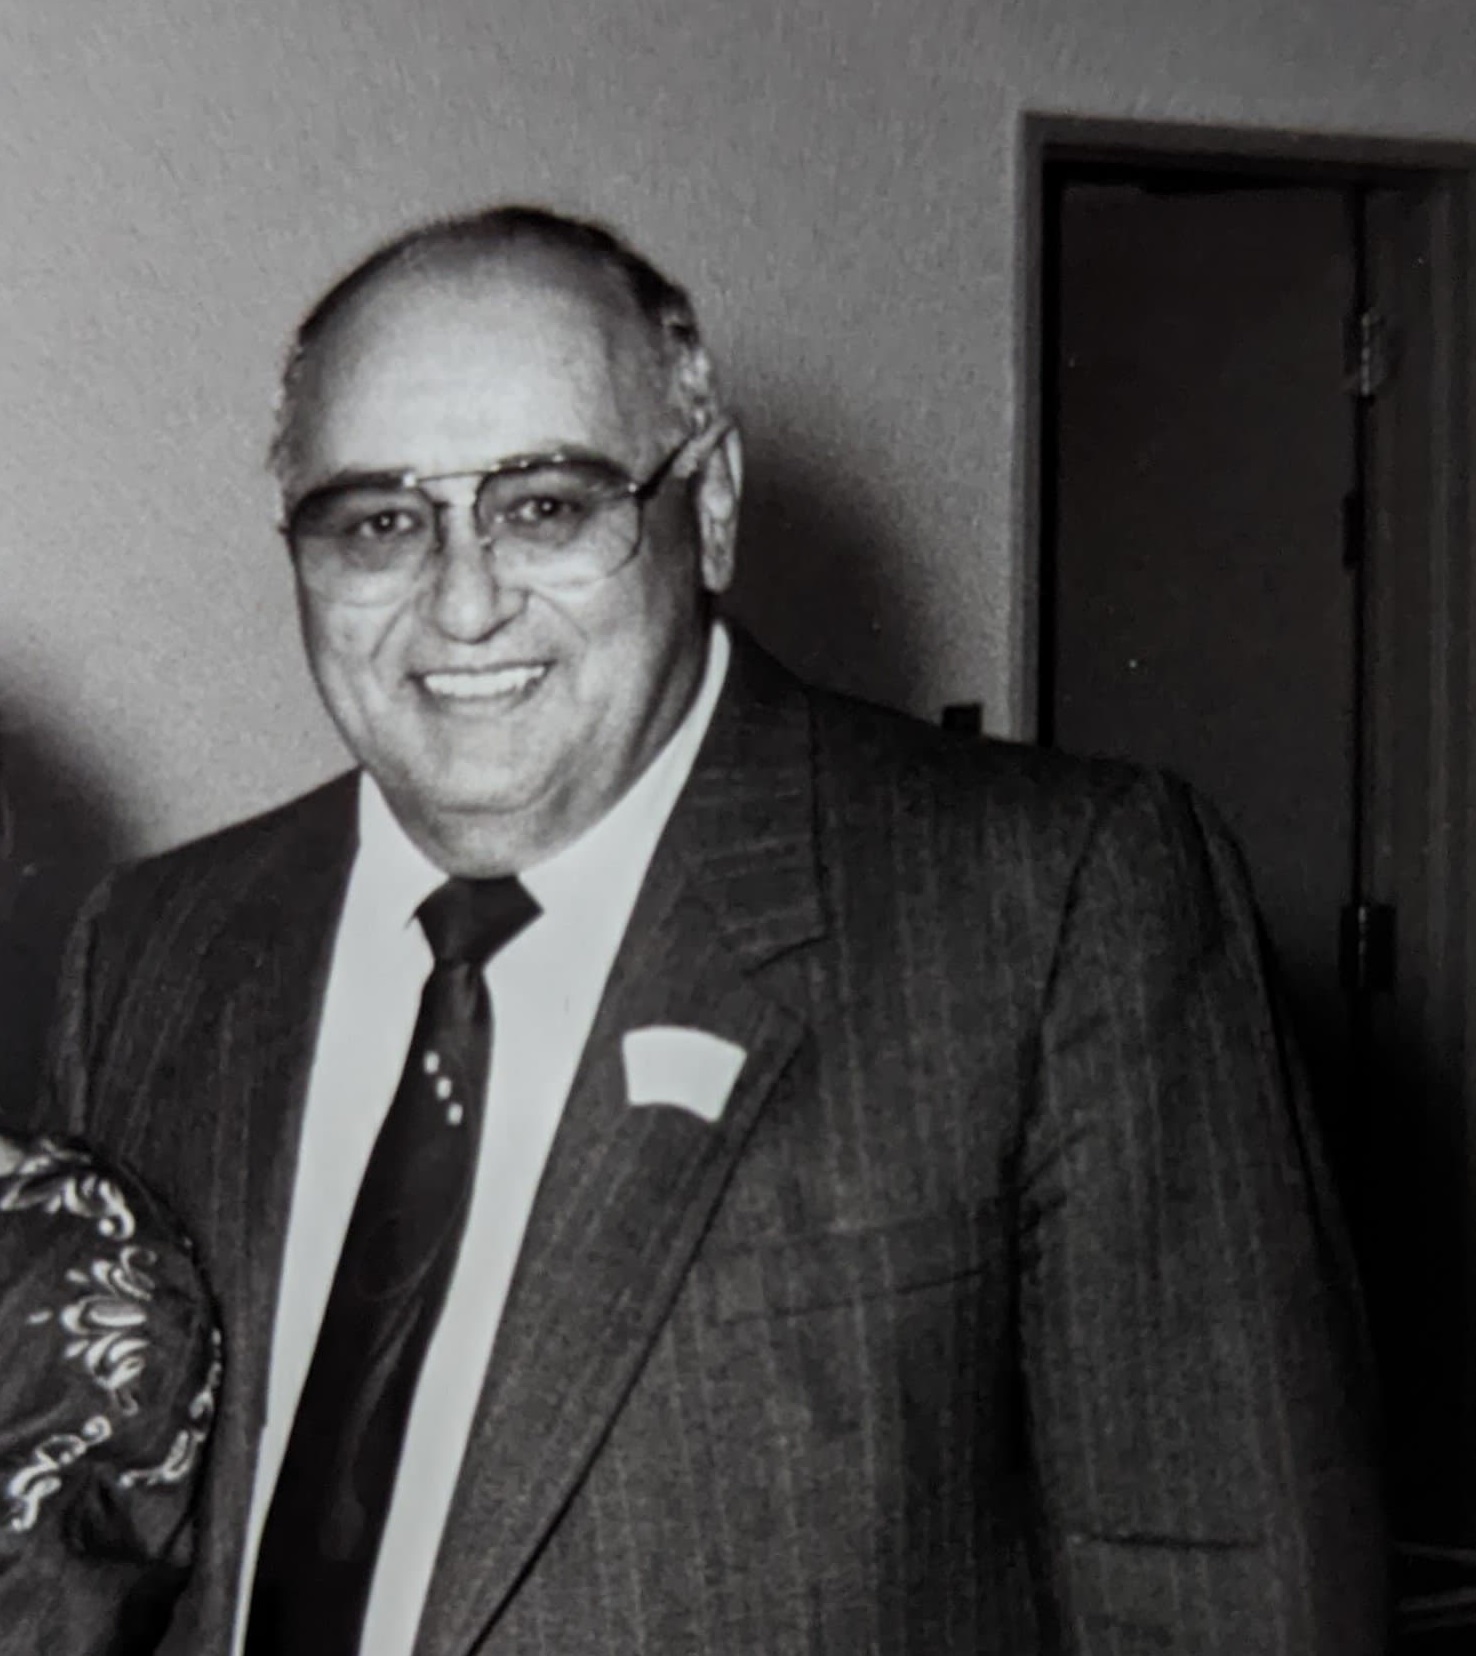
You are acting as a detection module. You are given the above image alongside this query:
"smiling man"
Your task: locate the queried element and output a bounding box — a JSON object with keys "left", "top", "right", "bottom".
{"left": 274, "top": 236, "right": 737, "bottom": 881}
{"left": 39, "top": 207, "right": 1386, "bottom": 1654}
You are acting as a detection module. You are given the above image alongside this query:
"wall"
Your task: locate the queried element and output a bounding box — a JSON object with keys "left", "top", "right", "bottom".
{"left": 2, "top": 0, "right": 1475, "bottom": 871}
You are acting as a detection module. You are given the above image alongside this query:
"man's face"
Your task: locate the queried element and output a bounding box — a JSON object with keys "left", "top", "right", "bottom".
{"left": 282, "top": 257, "right": 737, "bottom": 875}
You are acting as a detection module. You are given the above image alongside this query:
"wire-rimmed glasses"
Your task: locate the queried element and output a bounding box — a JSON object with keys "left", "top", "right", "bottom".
{"left": 284, "top": 434, "right": 696, "bottom": 606}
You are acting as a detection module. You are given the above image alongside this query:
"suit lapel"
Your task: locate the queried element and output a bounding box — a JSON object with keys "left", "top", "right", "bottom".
{"left": 232, "top": 784, "right": 361, "bottom": 1437}
{"left": 162, "top": 775, "right": 360, "bottom": 1645}
{"left": 417, "top": 637, "right": 825, "bottom": 1656}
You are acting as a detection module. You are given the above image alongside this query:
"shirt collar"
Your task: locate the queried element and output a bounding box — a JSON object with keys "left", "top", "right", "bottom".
{"left": 355, "top": 621, "right": 732, "bottom": 931}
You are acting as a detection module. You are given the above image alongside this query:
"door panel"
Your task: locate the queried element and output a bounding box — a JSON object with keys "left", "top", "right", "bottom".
{"left": 1047, "top": 180, "right": 1359, "bottom": 1154}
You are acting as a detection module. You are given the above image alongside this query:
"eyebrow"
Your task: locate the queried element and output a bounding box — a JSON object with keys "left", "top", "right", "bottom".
{"left": 297, "top": 469, "right": 414, "bottom": 496}
{"left": 294, "top": 446, "right": 624, "bottom": 499}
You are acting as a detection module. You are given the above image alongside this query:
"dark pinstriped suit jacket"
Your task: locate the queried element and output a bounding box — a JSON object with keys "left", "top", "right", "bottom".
{"left": 38, "top": 633, "right": 1386, "bottom": 1654}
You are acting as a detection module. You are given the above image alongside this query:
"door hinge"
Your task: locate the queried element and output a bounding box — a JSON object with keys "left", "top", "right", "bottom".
{"left": 1344, "top": 307, "right": 1392, "bottom": 399}
{"left": 1340, "top": 902, "right": 1396, "bottom": 993}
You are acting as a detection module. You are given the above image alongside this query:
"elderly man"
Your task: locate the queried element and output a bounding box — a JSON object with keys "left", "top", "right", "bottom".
{"left": 39, "top": 207, "right": 1385, "bottom": 1654}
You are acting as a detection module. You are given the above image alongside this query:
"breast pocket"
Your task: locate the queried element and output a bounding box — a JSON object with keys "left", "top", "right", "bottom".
{"left": 698, "top": 1203, "right": 1002, "bottom": 1325}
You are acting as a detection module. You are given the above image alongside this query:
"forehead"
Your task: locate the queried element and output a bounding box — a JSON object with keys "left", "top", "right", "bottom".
{"left": 288, "top": 256, "right": 666, "bottom": 486}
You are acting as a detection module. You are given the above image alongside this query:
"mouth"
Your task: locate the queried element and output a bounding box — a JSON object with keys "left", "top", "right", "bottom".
{"left": 416, "top": 663, "right": 551, "bottom": 705}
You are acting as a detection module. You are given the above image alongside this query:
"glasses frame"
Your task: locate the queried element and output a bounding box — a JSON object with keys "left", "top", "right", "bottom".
{"left": 282, "top": 427, "right": 711, "bottom": 600}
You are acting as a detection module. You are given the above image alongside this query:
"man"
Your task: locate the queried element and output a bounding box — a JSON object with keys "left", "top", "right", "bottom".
{"left": 39, "top": 207, "right": 1386, "bottom": 1653}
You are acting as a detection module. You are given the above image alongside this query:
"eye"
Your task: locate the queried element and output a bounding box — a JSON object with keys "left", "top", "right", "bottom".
{"left": 478, "top": 461, "right": 625, "bottom": 546}
{"left": 292, "top": 487, "right": 431, "bottom": 546}
{"left": 347, "top": 507, "right": 423, "bottom": 541}
{"left": 500, "top": 493, "right": 589, "bottom": 528}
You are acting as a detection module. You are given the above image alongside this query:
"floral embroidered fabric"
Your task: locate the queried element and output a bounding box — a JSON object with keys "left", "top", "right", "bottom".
{"left": 0, "top": 1133, "right": 221, "bottom": 1654}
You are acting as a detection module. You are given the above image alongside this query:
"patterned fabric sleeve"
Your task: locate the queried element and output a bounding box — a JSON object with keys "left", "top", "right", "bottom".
{"left": 0, "top": 1133, "right": 221, "bottom": 1656}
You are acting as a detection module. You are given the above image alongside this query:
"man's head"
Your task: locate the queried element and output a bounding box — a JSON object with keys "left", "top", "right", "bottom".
{"left": 273, "top": 208, "right": 742, "bottom": 876}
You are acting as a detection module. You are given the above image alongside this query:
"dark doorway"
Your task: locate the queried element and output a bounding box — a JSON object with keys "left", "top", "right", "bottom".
{"left": 1045, "top": 175, "right": 1360, "bottom": 1145}
{"left": 1036, "top": 139, "right": 1476, "bottom": 1641}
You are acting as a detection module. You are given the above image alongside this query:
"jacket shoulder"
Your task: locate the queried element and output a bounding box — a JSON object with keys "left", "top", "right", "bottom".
{"left": 39, "top": 774, "right": 357, "bottom": 1141}
{"left": 799, "top": 678, "right": 1240, "bottom": 914}
{"left": 805, "top": 681, "right": 1147, "bottom": 837}
{"left": 74, "top": 772, "right": 358, "bottom": 970}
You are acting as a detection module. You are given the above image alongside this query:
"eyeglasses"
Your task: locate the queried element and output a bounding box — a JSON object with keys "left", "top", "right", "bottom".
{"left": 284, "top": 434, "right": 695, "bottom": 606}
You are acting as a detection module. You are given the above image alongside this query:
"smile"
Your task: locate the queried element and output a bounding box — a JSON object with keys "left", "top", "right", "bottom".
{"left": 418, "top": 664, "right": 550, "bottom": 702}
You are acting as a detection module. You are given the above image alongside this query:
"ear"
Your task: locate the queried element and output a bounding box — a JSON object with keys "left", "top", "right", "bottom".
{"left": 693, "top": 425, "right": 743, "bottom": 595}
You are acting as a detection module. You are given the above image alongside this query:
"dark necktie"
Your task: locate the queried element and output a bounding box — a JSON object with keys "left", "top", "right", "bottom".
{"left": 245, "top": 874, "right": 540, "bottom": 1656}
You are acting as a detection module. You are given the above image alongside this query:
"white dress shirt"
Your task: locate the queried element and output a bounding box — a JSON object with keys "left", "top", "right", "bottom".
{"left": 231, "top": 624, "right": 730, "bottom": 1656}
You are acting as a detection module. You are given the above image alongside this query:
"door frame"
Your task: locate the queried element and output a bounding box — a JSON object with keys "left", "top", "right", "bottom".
{"left": 1016, "top": 115, "right": 1476, "bottom": 743}
{"left": 1018, "top": 113, "right": 1476, "bottom": 1590}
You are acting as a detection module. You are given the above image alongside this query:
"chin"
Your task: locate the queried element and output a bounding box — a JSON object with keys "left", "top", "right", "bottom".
{"left": 423, "top": 771, "right": 543, "bottom": 819}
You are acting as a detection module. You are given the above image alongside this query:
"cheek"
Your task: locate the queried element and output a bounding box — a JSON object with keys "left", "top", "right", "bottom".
{"left": 300, "top": 594, "right": 400, "bottom": 702}
{"left": 594, "top": 538, "right": 704, "bottom": 655}
{"left": 565, "top": 594, "right": 681, "bottom": 713}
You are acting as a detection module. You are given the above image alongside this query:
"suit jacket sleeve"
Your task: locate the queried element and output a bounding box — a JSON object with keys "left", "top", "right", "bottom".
{"left": 1017, "top": 769, "right": 1388, "bottom": 1654}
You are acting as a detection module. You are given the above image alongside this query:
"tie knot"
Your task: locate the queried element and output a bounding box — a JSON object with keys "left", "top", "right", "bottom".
{"left": 416, "top": 876, "right": 540, "bottom": 967}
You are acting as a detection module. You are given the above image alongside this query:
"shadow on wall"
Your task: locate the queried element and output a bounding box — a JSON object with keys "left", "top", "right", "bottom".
{"left": 725, "top": 429, "right": 932, "bottom": 718}
{"left": 0, "top": 700, "right": 128, "bottom": 1129}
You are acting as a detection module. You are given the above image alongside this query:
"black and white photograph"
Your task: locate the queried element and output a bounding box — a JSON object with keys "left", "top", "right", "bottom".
{"left": 3, "top": 2, "right": 1475, "bottom": 1651}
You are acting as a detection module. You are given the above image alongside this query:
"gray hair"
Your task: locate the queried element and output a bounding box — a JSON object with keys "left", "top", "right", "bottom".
{"left": 269, "top": 206, "right": 722, "bottom": 483}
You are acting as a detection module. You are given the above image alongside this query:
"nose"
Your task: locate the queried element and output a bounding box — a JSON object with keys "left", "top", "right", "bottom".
{"left": 424, "top": 508, "right": 524, "bottom": 641}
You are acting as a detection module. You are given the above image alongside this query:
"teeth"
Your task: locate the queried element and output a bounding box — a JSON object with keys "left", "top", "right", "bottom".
{"left": 422, "top": 665, "right": 547, "bottom": 700}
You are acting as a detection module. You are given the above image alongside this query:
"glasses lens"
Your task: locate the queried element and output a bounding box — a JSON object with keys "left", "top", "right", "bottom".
{"left": 477, "top": 460, "right": 638, "bottom": 584}
{"left": 289, "top": 485, "right": 435, "bottom": 599}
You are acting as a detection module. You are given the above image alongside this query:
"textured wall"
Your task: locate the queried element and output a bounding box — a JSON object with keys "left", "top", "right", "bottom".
{"left": 2, "top": 0, "right": 1476, "bottom": 863}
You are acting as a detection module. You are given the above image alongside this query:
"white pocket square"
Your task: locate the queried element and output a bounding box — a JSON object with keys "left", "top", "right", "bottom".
{"left": 621, "top": 1026, "right": 747, "bottom": 1124}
